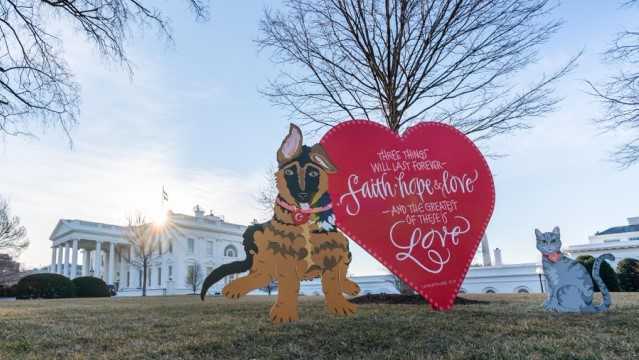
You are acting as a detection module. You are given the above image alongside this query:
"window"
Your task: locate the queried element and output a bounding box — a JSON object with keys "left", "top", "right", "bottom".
{"left": 630, "top": 237, "right": 639, "bottom": 241}
{"left": 117, "top": 252, "right": 121, "bottom": 263}
{"left": 207, "top": 241, "right": 214, "bottom": 257}
{"left": 127, "top": 271, "right": 130, "bottom": 287}
{"left": 517, "top": 288, "right": 530, "bottom": 294}
{"left": 604, "top": 238, "right": 620, "bottom": 243}
{"left": 148, "top": 268, "right": 152, "bottom": 287}
{"left": 169, "top": 240, "right": 173, "bottom": 253}
{"left": 138, "top": 270, "right": 142, "bottom": 289}
{"left": 158, "top": 241, "right": 163, "bottom": 255}
{"left": 168, "top": 266, "right": 173, "bottom": 280}
{"left": 224, "top": 245, "right": 237, "bottom": 258}
{"left": 485, "top": 289, "right": 495, "bottom": 294}
{"left": 187, "top": 264, "right": 196, "bottom": 284}
{"left": 188, "top": 238, "right": 195, "bottom": 253}
{"left": 158, "top": 267, "right": 162, "bottom": 286}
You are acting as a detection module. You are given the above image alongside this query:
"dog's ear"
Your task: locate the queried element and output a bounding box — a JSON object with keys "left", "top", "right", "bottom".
{"left": 277, "top": 124, "right": 303, "bottom": 165}
{"left": 310, "top": 144, "right": 337, "bottom": 173}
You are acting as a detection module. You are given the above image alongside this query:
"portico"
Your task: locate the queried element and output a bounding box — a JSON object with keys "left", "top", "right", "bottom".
{"left": 47, "top": 209, "right": 247, "bottom": 296}
{"left": 49, "top": 219, "right": 131, "bottom": 285}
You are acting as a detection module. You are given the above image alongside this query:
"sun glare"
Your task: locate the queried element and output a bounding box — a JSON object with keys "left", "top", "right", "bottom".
{"left": 152, "top": 209, "right": 168, "bottom": 227}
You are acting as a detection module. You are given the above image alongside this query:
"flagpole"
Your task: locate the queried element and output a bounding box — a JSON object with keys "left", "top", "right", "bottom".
{"left": 161, "top": 186, "right": 168, "bottom": 214}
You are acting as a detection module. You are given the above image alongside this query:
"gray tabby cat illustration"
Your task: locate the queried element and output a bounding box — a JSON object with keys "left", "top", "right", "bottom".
{"left": 536, "top": 227, "right": 614, "bottom": 313}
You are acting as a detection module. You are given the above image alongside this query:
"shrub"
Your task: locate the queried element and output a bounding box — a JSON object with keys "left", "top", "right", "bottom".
{"left": 617, "top": 258, "right": 639, "bottom": 292}
{"left": 15, "top": 273, "right": 75, "bottom": 299}
{"left": 575, "top": 255, "right": 620, "bottom": 292}
{"left": 0, "top": 285, "right": 17, "bottom": 298}
{"left": 72, "top": 276, "right": 111, "bottom": 298}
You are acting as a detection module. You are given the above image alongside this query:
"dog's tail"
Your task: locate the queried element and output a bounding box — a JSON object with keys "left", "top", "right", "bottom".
{"left": 200, "top": 223, "right": 261, "bottom": 300}
{"left": 592, "top": 253, "right": 615, "bottom": 312}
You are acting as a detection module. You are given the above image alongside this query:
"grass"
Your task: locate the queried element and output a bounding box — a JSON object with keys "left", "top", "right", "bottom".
{"left": 1, "top": 293, "right": 638, "bottom": 359}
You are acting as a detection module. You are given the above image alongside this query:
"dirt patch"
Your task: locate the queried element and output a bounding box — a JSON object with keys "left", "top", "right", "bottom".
{"left": 350, "top": 293, "right": 488, "bottom": 305}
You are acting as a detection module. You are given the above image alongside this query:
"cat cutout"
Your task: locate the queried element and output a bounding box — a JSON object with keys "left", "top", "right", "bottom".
{"left": 536, "top": 227, "right": 614, "bottom": 313}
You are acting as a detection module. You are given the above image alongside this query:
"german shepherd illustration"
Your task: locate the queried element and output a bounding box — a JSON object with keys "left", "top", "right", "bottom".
{"left": 200, "top": 124, "right": 360, "bottom": 323}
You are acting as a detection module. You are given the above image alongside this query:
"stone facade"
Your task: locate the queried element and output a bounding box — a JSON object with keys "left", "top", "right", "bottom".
{"left": 48, "top": 207, "right": 246, "bottom": 296}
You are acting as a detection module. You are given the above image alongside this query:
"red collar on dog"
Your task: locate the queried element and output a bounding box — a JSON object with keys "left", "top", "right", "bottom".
{"left": 543, "top": 252, "right": 562, "bottom": 263}
{"left": 275, "top": 197, "right": 332, "bottom": 225}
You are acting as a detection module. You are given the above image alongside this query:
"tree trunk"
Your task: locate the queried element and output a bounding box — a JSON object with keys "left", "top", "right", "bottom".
{"left": 142, "top": 259, "right": 148, "bottom": 297}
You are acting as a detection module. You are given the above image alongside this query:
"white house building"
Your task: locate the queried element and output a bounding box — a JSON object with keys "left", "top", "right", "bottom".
{"left": 48, "top": 210, "right": 638, "bottom": 297}
{"left": 300, "top": 237, "right": 548, "bottom": 296}
{"left": 48, "top": 206, "right": 247, "bottom": 296}
{"left": 566, "top": 216, "right": 639, "bottom": 267}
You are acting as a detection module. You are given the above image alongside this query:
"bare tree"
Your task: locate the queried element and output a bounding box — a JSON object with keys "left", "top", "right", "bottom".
{"left": 260, "top": 280, "right": 278, "bottom": 296}
{"left": 0, "top": 197, "right": 28, "bottom": 255}
{"left": 186, "top": 261, "right": 204, "bottom": 294}
{"left": 588, "top": 0, "right": 639, "bottom": 167}
{"left": 388, "top": 274, "right": 415, "bottom": 295}
{"left": 254, "top": 164, "right": 278, "bottom": 219}
{"left": 0, "top": 0, "right": 209, "bottom": 140}
{"left": 121, "top": 213, "right": 161, "bottom": 296}
{"left": 259, "top": 0, "right": 578, "bottom": 140}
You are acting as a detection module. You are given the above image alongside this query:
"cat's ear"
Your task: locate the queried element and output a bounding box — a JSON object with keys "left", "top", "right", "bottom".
{"left": 534, "top": 229, "right": 542, "bottom": 239}
{"left": 552, "top": 226, "right": 560, "bottom": 236}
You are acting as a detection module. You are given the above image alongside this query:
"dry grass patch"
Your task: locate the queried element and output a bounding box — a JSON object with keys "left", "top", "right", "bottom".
{"left": 1, "top": 293, "right": 638, "bottom": 359}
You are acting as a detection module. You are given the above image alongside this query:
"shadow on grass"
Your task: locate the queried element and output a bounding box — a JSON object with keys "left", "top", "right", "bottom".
{"left": 350, "top": 293, "right": 488, "bottom": 305}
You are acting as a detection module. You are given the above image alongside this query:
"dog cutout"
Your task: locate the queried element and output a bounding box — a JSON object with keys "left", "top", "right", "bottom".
{"left": 201, "top": 124, "right": 360, "bottom": 323}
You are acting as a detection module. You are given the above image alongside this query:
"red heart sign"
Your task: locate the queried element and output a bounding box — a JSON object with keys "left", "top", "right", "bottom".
{"left": 320, "top": 120, "right": 495, "bottom": 310}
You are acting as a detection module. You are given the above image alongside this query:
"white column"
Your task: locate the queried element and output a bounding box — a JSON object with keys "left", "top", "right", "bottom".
{"left": 57, "top": 245, "right": 64, "bottom": 274}
{"left": 103, "top": 251, "right": 109, "bottom": 282}
{"left": 82, "top": 250, "right": 89, "bottom": 276}
{"left": 50, "top": 247, "right": 57, "bottom": 273}
{"left": 108, "top": 242, "right": 115, "bottom": 285}
{"left": 71, "top": 239, "right": 79, "bottom": 278}
{"left": 129, "top": 246, "right": 137, "bottom": 288}
{"left": 63, "top": 242, "right": 70, "bottom": 277}
{"left": 95, "top": 241, "right": 102, "bottom": 278}
{"left": 120, "top": 246, "right": 127, "bottom": 289}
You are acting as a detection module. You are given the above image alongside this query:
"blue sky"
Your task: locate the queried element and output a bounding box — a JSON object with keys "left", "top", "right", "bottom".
{"left": 1, "top": 1, "right": 638, "bottom": 274}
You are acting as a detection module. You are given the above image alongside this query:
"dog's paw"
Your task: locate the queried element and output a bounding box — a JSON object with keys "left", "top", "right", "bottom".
{"left": 222, "top": 282, "right": 247, "bottom": 299}
{"left": 326, "top": 298, "right": 357, "bottom": 317}
{"left": 270, "top": 302, "right": 299, "bottom": 324}
{"left": 341, "top": 279, "right": 360, "bottom": 296}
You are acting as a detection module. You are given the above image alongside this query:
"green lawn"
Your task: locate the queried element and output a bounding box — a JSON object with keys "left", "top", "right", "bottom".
{"left": 1, "top": 293, "right": 638, "bottom": 359}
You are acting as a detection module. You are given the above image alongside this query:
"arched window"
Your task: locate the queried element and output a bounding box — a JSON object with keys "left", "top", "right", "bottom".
{"left": 515, "top": 287, "right": 530, "bottom": 294}
{"left": 483, "top": 287, "right": 497, "bottom": 294}
{"left": 224, "top": 245, "right": 238, "bottom": 258}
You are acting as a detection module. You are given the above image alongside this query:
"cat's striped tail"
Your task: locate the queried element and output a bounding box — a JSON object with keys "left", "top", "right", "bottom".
{"left": 592, "top": 253, "right": 615, "bottom": 312}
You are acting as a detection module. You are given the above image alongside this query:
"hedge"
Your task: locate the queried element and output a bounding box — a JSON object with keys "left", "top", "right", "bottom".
{"left": 575, "top": 255, "right": 620, "bottom": 292}
{"left": 617, "top": 258, "right": 639, "bottom": 292}
{"left": 72, "top": 276, "right": 111, "bottom": 297}
{"left": 0, "top": 285, "right": 17, "bottom": 298}
{"left": 15, "top": 273, "right": 75, "bottom": 299}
